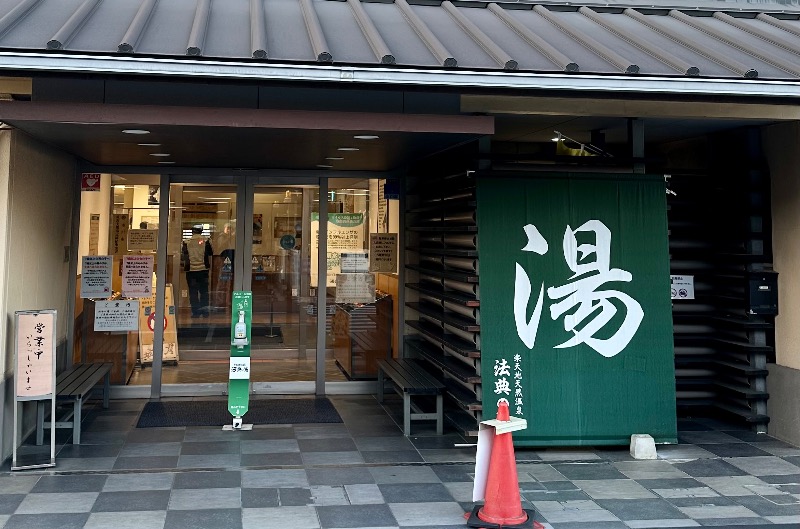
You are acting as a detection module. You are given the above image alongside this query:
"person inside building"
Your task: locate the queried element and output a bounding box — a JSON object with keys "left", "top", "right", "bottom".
{"left": 182, "top": 225, "right": 213, "bottom": 318}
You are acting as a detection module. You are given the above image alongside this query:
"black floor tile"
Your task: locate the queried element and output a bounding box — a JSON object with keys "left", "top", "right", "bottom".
{"left": 164, "top": 508, "right": 243, "bottom": 529}
{"left": 783, "top": 455, "right": 800, "bottom": 468}
{"left": 727, "top": 495, "right": 800, "bottom": 516}
{"left": 430, "top": 464, "right": 474, "bottom": 483}
{"left": 239, "top": 427, "right": 295, "bottom": 440}
{"left": 240, "top": 452, "right": 304, "bottom": 466}
{"left": 316, "top": 504, "right": 397, "bottom": 528}
{"left": 92, "top": 490, "right": 170, "bottom": 512}
{"left": 173, "top": 470, "right": 241, "bottom": 489}
{"left": 55, "top": 444, "right": 122, "bottom": 458}
{"left": 113, "top": 455, "right": 180, "bottom": 470}
{"left": 696, "top": 518, "right": 773, "bottom": 526}
{"left": 279, "top": 487, "right": 313, "bottom": 506}
{"left": 551, "top": 462, "right": 628, "bottom": 480}
{"left": 126, "top": 429, "right": 186, "bottom": 443}
{"left": 635, "top": 477, "right": 705, "bottom": 490}
{"left": 2, "top": 513, "right": 90, "bottom": 529}
{"left": 180, "top": 441, "right": 240, "bottom": 455}
{"left": 595, "top": 498, "right": 689, "bottom": 520}
{"left": 697, "top": 443, "right": 772, "bottom": 457}
{"left": 0, "top": 494, "right": 24, "bottom": 514}
{"left": 298, "top": 437, "right": 358, "bottom": 452}
{"left": 241, "top": 487, "right": 279, "bottom": 508}
{"left": 31, "top": 474, "right": 108, "bottom": 493}
{"left": 671, "top": 458, "right": 750, "bottom": 477}
{"left": 361, "top": 450, "right": 424, "bottom": 464}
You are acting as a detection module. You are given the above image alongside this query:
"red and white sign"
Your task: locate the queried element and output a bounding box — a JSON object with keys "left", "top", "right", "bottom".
{"left": 81, "top": 173, "right": 101, "bottom": 192}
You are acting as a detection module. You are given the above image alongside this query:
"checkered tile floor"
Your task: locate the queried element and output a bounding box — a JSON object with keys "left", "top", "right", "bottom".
{"left": 1, "top": 395, "right": 799, "bottom": 529}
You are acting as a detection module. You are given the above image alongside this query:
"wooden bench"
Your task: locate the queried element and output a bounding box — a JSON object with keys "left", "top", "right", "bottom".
{"left": 37, "top": 362, "right": 113, "bottom": 445}
{"left": 377, "top": 359, "right": 445, "bottom": 435}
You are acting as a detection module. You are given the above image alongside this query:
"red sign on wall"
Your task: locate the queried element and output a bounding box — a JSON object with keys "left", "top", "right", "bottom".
{"left": 81, "top": 173, "right": 101, "bottom": 192}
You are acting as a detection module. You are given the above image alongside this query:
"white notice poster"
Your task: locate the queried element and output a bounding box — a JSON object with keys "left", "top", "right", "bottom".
{"left": 670, "top": 275, "right": 695, "bottom": 300}
{"left": 369, "top": 233, "right": 397, "bottom": 273}
{"left": 81, "top": 255, "right": 113, "bottom": 298}
{"left": 341, "top": 251, "right": 369, "bottom": 273}
{"left": 127, "top": 229, "right": 158, "bottom": 251}
{"left": 93, "top": 300, "right": 140, "bottom": 331}
{"left": 15, "top": 311, "right": 56, "bottom": 398}
{"left": 310, "top": 213, "right": 364, "bottom": 287}
{"left": 335, "top": 273, "right": 375, "bottom": 304}
{"left": 122, "top": 255, "right": 154, "bottom": 298}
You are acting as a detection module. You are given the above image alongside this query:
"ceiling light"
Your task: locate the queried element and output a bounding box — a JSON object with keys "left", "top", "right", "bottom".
{"left": 316, "top": 164, "right": 333, "bottom": 168}
{"left": 158, "top": 161, "right": 175, "bottom": 164}
{"left": 337, "top": 147, "right": 359, "bottom": 152}
{"left": 325, "top": 157, "right": 344, "bottom": 161}
{"left": 122, "top": 129, "right": 150, "bottom": 134}
{"left": 138, "top": 143, "right": 162, "bottom": 147}
{"left": 150, "top": 153, "right": 171, "bottom": 157}
{"left": 353, "top": 135, "right": 379, "bottom": 140}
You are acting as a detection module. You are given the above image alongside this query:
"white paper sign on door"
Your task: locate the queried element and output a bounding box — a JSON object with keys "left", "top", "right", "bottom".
{"left": 369, "top": 233, "right": 397, "bottom": 273}
{"left": 122, "top": 255, "right": 154, "bottom": 298}
{"left": 94, "top": 300, "right": 140, "bottom": 331}
{"left": 81, "top": 255, "right": 113, "bottom": 298}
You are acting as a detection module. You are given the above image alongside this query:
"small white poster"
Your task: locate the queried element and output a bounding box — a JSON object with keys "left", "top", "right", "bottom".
{"left": 127, "top": 229, "right": 158, "bottom": 251}
{"left": 670, "top": 274, "right": 695, "bottom": 300}
{"left": 122, "top": 255, "right": 154, "bottom": 298}
{"left": 229, "top": 357, "right": 251, "bottom": 380}
{"left": 88, "top": 214, "right": 100, "bottom": 256}
{"left": 341, "top": 251, "right": 369, "bottom": 273}
{"left": 81, "top": 255, "right": 113, "bottom": 298}
{"left": 93, "top": 300, "right": 140, "bottom": 331}
{"left": 335, "top": 273, "right": 375, "bottom": 304}
{"left": 15, "top": 311, "right": 55, "bottom": 398}
{"left": 369, "top": 233, "right": 397, "bottom": 273}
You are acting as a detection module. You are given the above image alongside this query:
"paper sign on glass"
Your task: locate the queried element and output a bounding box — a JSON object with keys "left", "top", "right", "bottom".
{"left": 81, "top": 255, "right": 113, "bottom": 298}
{"left": 122, "top": 255, "right": 154, "bottom": 298}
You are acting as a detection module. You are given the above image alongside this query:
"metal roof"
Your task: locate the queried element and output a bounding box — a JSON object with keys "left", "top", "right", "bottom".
{"left": 0, "top": 0, "right": 798, "bottom": 81}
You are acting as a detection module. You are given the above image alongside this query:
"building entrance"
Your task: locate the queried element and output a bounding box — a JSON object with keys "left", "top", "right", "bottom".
{"left": 148, "top": 181, "right": 325, "bottom": 388}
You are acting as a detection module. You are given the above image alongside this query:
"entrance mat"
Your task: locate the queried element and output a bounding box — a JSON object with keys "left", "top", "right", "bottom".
{"left": 136, "top": 397, "right": 342, "bottom": 428}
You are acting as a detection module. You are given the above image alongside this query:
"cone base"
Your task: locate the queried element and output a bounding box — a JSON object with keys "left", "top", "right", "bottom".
{"left": 466, "top": 505, "right": 535, "bottom": 529}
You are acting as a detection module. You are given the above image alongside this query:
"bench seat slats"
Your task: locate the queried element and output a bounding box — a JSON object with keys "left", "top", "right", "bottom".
{"left": 377, "top": 359, "right": 444, "bottom": 394}
{"left": 56, "top": 363, "right": 113, "bottom": 398}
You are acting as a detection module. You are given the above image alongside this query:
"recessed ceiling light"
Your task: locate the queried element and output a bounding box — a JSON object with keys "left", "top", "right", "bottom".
{"left": 122, "top": 129, "right": 150, "bottom": 134}
{"left": 337, "top": 147, "right": 359, "bottom": 151}
{"left": 149, "top": 153, "right": 171, "bottom": 157}
{"left": 138, "top": 143, "right": 162, "bottom": 147}
{"left": 158, "top": 161, "right": 175, "bottom": 164}
{"left": 316, "top": 164, "right": 333, "bottom": 168}
{"left": 325, "top": 157, "right": 344, "bottom": 161}
{"left": 353, "top": 135, "right": 379, "bottom": 140}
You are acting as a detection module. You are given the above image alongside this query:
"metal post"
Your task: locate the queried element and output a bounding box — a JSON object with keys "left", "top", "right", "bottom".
{"left": 150, "top": 175, "right": 171, "bottom": 399}
{"left": 316, "top": 178, "right": 328, "bottom": 395}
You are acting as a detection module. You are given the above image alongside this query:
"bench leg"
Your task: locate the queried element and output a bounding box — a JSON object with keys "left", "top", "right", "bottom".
{"left": 36, "top": 401, "right": 45, "bottom": 446}
{"left": 436, "top": 394, "right": 443, "bottom": 435}
{"left": 73, "top": 398, "right": 82, "bottom": 445}
{"left": 103, "top": 372, "right": 110, "bottom": 409}
{"left": 403, "top": 393, "right": 411, "bottom": 436}
{"left": 377, "top": 368, "right": 385, "bottom": 403}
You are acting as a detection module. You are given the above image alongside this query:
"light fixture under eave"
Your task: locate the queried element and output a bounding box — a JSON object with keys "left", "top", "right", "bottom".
{"left": 149, "top": 153, "right": 171, "bottom": 157}
{"left": 325, "top": 157, "right": 344, "bottom": 161}
{"left": 122, "top": 129, "right": 150, "bottom": 134}
{"left": 337, "top": 147, "right": 359, "bottom": 152}
{"left": 316, "top": 164, "right": 333, "bottom": 168}
{"left": 353, "top": 135, "right": 379, "bottom": 140}
{"left": 138, "top": 143, "right": 162, "bottom": 147}
{"left": 158, "top": 161, "right": 175, "bottom": 164}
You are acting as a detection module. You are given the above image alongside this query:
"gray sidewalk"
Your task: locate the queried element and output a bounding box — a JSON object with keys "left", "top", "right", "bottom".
{"left": 1, "top": 395, "right": 799, "bottom": 529}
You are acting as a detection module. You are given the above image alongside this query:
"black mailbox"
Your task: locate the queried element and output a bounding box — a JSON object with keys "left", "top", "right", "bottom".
{"left": 747, "top": 271, "right": 778, "bottom": 315}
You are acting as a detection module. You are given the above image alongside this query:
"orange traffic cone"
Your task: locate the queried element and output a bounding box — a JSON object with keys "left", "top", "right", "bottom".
{"left": 467, "top": 400, "right": 535, "bottom": 529}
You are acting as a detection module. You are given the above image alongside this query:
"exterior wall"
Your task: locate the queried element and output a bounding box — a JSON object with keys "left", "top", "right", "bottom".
{"left": 763, "top": 121, "right": 800, "bottom": 446}
{"left": 0, "top": 130, "right": 75, "bottom": 463}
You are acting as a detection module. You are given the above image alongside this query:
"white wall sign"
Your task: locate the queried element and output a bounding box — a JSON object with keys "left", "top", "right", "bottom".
{"left": 127, "top": 229, "right": 158, "bottom": 251}
{"left": 122, "top": 255, "right": 154, "bottom": 298}
{"left": 670, "top": 275, "right": 695, "bottom": 300}
{"left": 310, "top": 213, "right": 365, "bottom": 287}
{"left": 15, "top": 311, "right": 55, "bottom": 398}
{"left": 93, "top": 300, "right": 140, "bottom": 331}
{"left": 81, "top": 255, "right": 113, "bottom": 298}
{"left": 88, "top": 213, "right": 100, "bottom": 256}
{"left": 229, "top": 357, "right": 251, "bottom": 380}
{"left": 341, "top": 251, "right": 369, "bottom": 273}
{"left": 369, "top": 233, "right": 397, "bottom": 273}
{"left": 335, "top": 273, "right": 376, "bottom": 304}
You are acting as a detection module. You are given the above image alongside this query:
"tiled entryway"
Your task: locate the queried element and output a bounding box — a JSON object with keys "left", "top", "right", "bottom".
{"left": 2, "top": 395, "right": 799, "bottom": 529}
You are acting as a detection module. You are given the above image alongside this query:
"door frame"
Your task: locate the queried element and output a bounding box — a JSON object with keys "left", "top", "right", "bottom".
{"left": 148, "top": 174, "right": 328, "bottom": 397}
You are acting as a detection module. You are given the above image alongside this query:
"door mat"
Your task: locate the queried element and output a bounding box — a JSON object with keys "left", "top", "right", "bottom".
{"left": 136, "top": 397, "right": 342, "bottom": 428}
